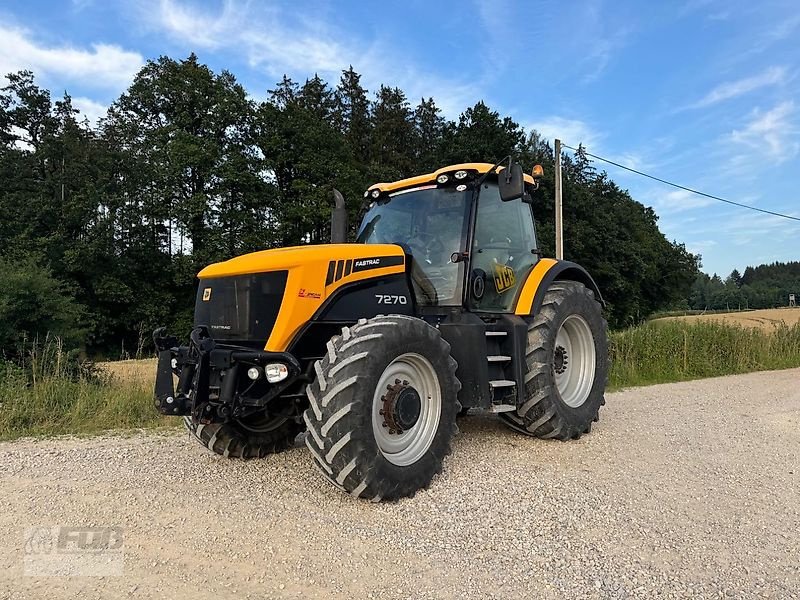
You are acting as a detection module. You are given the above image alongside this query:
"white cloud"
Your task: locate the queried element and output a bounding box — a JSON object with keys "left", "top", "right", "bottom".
{"left": 573, "top": 0, "right": 632, "bottom": 84}
{"left": 678, "top": 0, "right": 716, "bottom": 16}
{"left": 155, "top": 0, "right": 251, "bottom": 50}
{"left": 686, "top": 239, "right": 718, "bottom": 256}
{"left": 652, "top": 188, "right": 716, "bottom": 213}
{"left": 148, "top": 0, "right": 479, "bottom": 117}
{"left": 72, "top": 96, "right": 107, "bottom": 126}
{"left": 526, "top": 116, "right": 601, "bottom": 148}
{"left": 718, "top": 211, "right": 800, "bottom": 251}
{"left": 0, "top": 24, "right": 143, "bottom": 89}
{"left": 730, "top": 101, "right": 799, "bottom": 161}
{"left": 580, "top": 31, "right": 629, "bottom": 84}
{"left": 762, "top": 14, "right": 800, "bottom": 45}
{"left": 607, "top": 151, "right": 647, "bottom": 171}
{"left": 687, "top": 66, "right": 786, "bottom": 109}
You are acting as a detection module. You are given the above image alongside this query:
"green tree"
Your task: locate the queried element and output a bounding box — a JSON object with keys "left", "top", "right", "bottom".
{"left": 445, "top": 101, "right": 524, "bottom": 164}
{"left": 334, "top": 66, "right": 371, "bottom": 165}
{"left": 256, "top": 74, "right": 358, "bottom": 245}
{"left": 0, "top": 255, "right": 84, "bottom": 351}
{"left": 370, "top": 85, "right": 415, "bottom": 180}
{"left": 413, "top": 96, "right": 445, "bottom": 172}
{"left": 0, "top": 61, "right": 709, "bottom": 355}
{"left": 105, "top": 53, "right": 258, "bottom": 267}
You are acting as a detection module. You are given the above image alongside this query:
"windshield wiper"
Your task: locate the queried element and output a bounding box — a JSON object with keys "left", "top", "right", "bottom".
{"left": 475, "top": 155, "right": 512, "bottom": 188}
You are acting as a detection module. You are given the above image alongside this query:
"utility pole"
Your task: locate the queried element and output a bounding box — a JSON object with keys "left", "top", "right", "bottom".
{"left": 554, "top": 138, "right": 563, "bottom": 260}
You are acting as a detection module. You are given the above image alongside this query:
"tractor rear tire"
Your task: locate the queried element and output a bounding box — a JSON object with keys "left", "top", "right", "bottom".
{"left": 183, "top": 413, "right": 302, "bottom": 459}
{"left": 500, "top": 281, "right": 607, "bottom": 440}
{"left": 303, "top": 315, "right": 460, "bottom": 501}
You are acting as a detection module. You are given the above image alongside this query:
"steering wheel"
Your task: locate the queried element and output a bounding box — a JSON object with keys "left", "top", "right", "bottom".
{"left": 409, "top": 232, "right": 446, "bottom": 264}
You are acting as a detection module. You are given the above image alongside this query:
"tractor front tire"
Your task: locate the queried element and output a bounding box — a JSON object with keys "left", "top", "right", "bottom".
{"left": 501, "top": 281, "right": 607, "bottom": 440}
{"left": 183, "top": 413, "right": 302, "bottom": 459}
{"left": 303, "top": 315, "right": 460, "bottom": 501}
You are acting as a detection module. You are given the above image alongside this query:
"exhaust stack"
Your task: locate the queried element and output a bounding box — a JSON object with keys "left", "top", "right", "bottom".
{"left": 330, "top": 188, "right": 348, "bottom": 243}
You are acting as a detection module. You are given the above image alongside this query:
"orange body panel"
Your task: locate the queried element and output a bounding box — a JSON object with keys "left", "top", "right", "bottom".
{"left": 198, "top": 244, "right": 406, "bottom": 352}
{"left": 514, "top": 258, "right": 559, "bottom": 315}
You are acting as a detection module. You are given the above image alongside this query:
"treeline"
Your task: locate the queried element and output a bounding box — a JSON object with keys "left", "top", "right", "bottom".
{"left": 0, "top": 54, "right": 698, "bottom": 356}
{"left": 688, "top": 261, "right": 800, "bottom": 311}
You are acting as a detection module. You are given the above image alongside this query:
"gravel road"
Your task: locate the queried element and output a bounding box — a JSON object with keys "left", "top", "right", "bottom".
{"left": 2, "top": 368, "right": 799, "bottom": 599}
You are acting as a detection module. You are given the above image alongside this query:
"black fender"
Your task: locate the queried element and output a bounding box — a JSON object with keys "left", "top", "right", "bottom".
{"left": 287, "top": 273, "right": 415, "bottom": 363}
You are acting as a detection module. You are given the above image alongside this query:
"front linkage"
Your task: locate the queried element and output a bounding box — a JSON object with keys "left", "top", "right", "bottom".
{"left": 152, "top": 326, "right": 302, "bottom": 425}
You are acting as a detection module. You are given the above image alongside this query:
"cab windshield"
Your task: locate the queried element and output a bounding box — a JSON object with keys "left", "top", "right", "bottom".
{"left": 357, "top": 186, "right": 470, "bottom": 306}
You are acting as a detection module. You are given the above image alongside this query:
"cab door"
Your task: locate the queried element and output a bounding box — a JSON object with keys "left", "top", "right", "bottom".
{"left": 468, "top": 183, "right": 539, "bottom": 312}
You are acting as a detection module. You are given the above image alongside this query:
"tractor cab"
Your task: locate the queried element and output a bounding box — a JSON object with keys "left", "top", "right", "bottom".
{"left": 358, "top": 163, "right": 541, "bottom": 312}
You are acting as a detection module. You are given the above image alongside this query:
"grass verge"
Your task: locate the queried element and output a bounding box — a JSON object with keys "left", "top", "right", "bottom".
{"left": 0, "top": 340, "right": 172, "bottom": 441}
{"left": 609, "top": 320, "right": 800, "bottom": 388}
{"left": 2, "top": 321, "right": 799, "bottom": 440}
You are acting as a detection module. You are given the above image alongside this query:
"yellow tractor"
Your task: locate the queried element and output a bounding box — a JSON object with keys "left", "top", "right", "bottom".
{"left": 154, "top": 160, "right": 607, "bottom": 501}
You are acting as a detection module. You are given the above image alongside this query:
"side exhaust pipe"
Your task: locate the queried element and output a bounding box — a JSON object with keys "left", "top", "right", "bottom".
{"left": 331, "top": 188, "right": 348, "bottom": 243}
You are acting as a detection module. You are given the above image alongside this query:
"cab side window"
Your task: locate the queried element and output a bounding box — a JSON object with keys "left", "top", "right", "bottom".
{"left": 469, "top": 185, "right": 538, "bottom": 312}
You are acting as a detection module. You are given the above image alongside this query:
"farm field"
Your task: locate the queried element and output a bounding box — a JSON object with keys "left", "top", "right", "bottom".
{"left": 102, "top": 358, "right": 157, "bottom": 384}
{"left": 656, "top": 307, "right": 800, "bottom": 331}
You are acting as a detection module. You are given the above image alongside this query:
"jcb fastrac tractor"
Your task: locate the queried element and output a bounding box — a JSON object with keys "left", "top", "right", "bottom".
{"left": 154, "top": 160, "right": 608, "bottom": 501}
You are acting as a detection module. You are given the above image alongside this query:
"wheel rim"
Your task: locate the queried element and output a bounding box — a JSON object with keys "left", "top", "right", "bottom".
{"left": 371, "top": 353, "right": 442, "bottom": 467}
{"left": 554, "top": 315, "right": 596, "bottom": 408}
{"left": 237, "top": 412, "right": 289, "bottom": 434}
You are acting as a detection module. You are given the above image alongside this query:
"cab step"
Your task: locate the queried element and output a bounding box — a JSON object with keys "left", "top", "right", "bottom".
{"left": 487, "top": 355, "right": 511, "bottom": 363}
{"left": 489, "top": 379, "right": 516, "bottom": 388}
{"left": 485, "top": 330, "right": 507, "bottom": 337}
{"left": 488, "top": 404, "right": 516, "bottom": 413}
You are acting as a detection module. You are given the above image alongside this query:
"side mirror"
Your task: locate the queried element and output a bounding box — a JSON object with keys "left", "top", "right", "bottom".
{"left": 498, "top": 162, "right": 525, "bottom": 202}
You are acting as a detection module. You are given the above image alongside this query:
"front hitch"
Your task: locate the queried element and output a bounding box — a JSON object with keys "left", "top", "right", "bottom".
{"left": 152, "top": 326, "right": 214, "bottom": 418}
{"left": 187, "top": 326, "right": 215, "bottom": 422}
{"left": 153, "top": 327, "right": 183, "bottom": 415}
{"left": 152, "top": 325, "right": 303, "bottom": 422}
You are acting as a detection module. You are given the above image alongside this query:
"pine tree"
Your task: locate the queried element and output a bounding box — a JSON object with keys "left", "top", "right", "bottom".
{"left": 334, "top": 66, "right": 371, "bottom": 164}
{"left": 370, "top": 85, "right": 415, "bottom": 179}
{"left": 269, "top": 75, "right": 299, "bottom": 109}
{"left": 413, "top": 96, "right": 445, "bottom": 172}
{"left": 298, "top": 74, "right": 335, "bottom": 122}
{"left": 446, "top": 101, "right": 524, "bottom": 164}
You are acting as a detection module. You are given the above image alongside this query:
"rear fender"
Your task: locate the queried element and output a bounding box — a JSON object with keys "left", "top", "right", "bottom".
{"left": 514, "top": 259, "right": 604, "bottom": 316}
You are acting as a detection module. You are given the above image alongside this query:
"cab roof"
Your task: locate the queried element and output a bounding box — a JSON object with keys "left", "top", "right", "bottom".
{"left": 367, "top": 162, "right": 536, "bottom": 194}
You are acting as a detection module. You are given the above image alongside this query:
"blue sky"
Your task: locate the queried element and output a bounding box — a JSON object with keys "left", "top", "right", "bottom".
{"left": 1, "top": 0, "right": 798, "bottom": 276}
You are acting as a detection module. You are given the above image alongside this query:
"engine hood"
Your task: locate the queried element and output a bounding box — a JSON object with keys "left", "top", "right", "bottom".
{"left": 197, "top": 243, "right": 407, "bottom": 352}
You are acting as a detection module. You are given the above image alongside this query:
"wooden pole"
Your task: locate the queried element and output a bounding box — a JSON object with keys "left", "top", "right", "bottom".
{"left": 554, "top": 138, "right": 563, "bottom": 260}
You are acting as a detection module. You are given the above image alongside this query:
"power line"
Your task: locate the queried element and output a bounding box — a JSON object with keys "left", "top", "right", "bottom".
{"left": 561, "top": 143, "right": 800, "bottom": 223}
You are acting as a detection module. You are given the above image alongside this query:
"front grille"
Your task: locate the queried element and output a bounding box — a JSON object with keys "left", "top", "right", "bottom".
{"left": 194, "top": 271, "right": 288, "bottom": 344}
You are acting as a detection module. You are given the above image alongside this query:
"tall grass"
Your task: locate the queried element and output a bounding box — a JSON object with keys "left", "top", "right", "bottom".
{"left": 2, "top": 322, "right": 799, "bottom": 440}
{"left": 0, "top": 337, "right": 170, "bottom": 441}
{"left": 609, "top": 320, "right": 800, "bottom": 388}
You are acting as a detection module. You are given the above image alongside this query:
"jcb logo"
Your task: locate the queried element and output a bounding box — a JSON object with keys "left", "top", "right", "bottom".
{"left": 493, "top": 264, "right": 516, "bottom": 293}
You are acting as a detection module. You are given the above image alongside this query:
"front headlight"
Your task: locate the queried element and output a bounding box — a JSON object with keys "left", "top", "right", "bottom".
{"left": 264, "top": 363, "right": 289, "bottom": 383}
